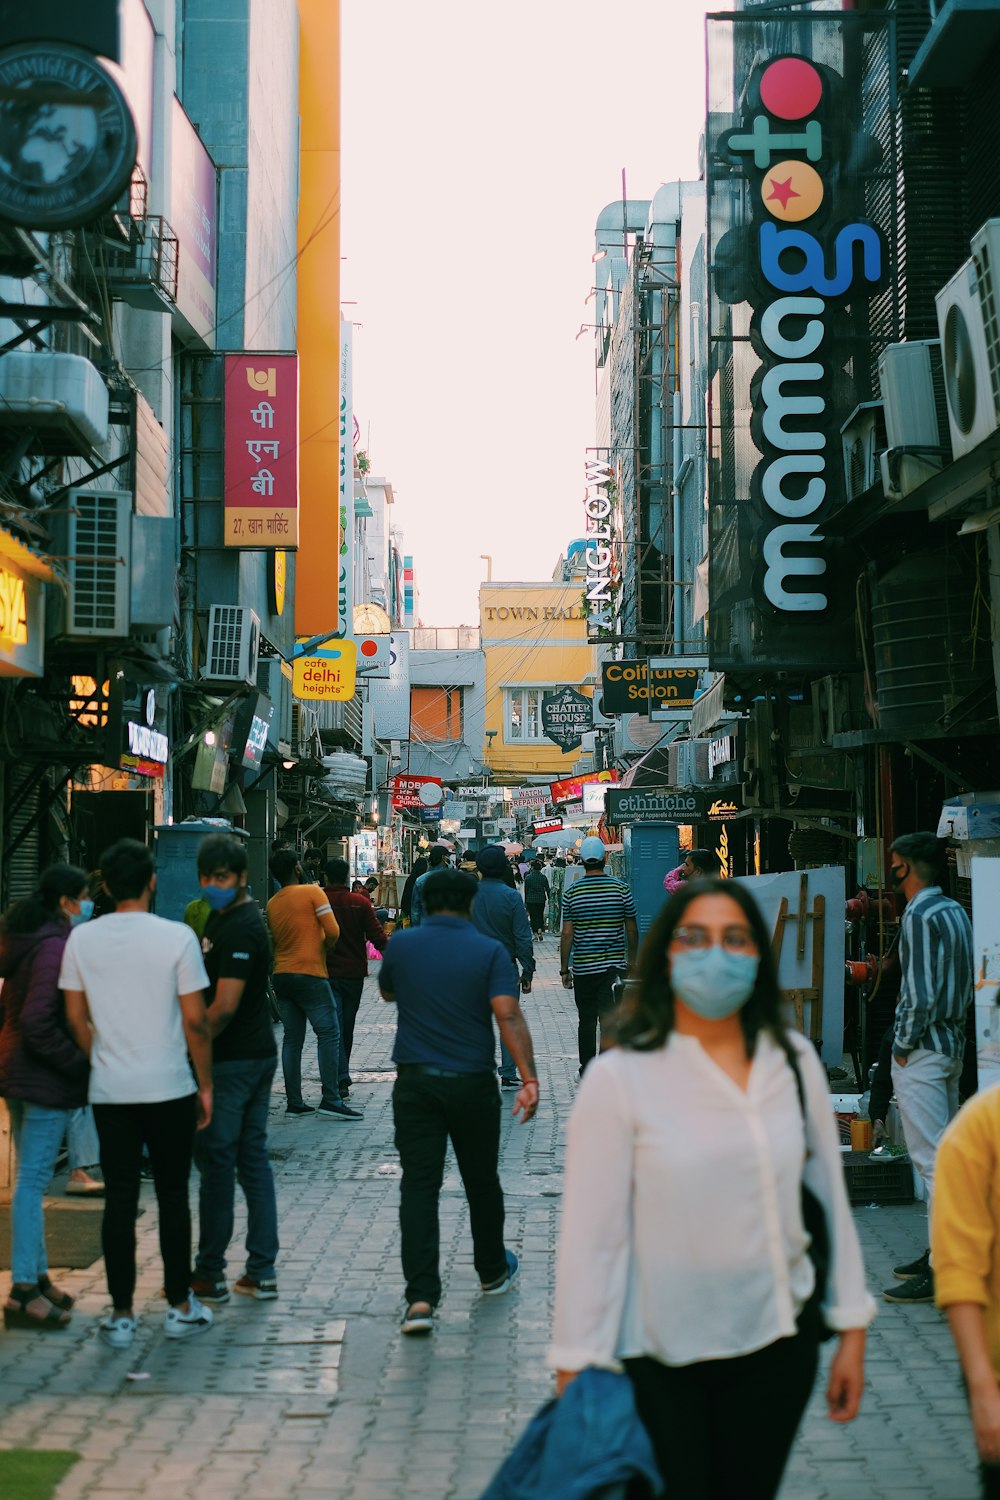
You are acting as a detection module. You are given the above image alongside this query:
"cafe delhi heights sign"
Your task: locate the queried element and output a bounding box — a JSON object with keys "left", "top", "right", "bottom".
{"left": 708, "top": 29, "right": 890, "bottom": 671}
{"left": 224, "top": 354, "right": 299, "bottom": 547}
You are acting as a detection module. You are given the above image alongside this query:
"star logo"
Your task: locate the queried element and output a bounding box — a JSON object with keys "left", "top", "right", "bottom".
{"left": 767, "top": 175, "right": 799, "bottom": 210}
{"left": 760, "top": 159, "right": 824, "bottom": 222}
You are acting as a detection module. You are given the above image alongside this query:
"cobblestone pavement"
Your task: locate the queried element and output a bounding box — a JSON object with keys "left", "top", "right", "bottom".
{"left": 0, "top": 932, "right": 982, "bottom": 1499}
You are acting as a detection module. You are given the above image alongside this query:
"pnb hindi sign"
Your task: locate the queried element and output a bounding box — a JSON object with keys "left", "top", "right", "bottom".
{"left": 224, "top": 354, "right": 299, "bottom": 548}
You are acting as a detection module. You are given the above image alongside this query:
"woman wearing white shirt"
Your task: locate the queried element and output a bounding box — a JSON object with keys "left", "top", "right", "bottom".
{"left": 549, "top": 879, "right": 875, "bottom": 1498}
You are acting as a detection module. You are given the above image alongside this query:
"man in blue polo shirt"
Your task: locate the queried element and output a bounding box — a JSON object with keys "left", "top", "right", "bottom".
{"left": 379, "top": 868, "right": 538, "bottom": 1338}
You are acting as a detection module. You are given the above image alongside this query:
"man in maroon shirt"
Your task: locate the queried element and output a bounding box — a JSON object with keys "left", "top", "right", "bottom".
{"left": 324, "top": 859, "right": 388, "bottom": 1099}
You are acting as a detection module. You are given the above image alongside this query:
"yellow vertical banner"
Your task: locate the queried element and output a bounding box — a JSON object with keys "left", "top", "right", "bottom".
{"left": 295, "top": 0, "right": 341, "bottom": 635}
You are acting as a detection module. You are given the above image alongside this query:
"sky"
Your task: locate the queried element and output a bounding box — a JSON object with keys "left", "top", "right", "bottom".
{"left": 341, "top": 0, "right": 724, "bottom": 626}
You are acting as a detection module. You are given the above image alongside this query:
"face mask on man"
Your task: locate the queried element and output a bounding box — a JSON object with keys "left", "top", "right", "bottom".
{"left": 70, "top": 898, "right": 95, "bottom": 927}
{"left": 203, "top": 884, "right": 238, "bottom": 912}
{"left": 670, "top": 947, "right": 760, "bottom": 1021}
{"left": 890, "top": 861, "right": 909, "bottom": 889}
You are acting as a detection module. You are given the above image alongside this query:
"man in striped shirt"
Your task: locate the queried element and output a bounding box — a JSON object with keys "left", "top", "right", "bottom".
{"left": 883, "top": 831, "right": 973, "bottom": 1306}
{"left": 559, "top": 837, "right": 638, "bottom": 1074}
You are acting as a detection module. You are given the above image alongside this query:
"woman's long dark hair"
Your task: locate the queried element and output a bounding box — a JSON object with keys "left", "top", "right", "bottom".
{"left": 1, "top": 863, "right": 89, "bottom": 937}
{"left": 399, "top": 856, "right": 429, "bottom": 916}
{"left": 616, "top": 877, "right": 790, "bottom": 1057}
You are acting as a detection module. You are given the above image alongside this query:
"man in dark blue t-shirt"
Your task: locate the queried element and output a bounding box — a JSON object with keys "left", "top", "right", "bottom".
{"left": 379, "top": 868, "right": 538, "bottom": 1337}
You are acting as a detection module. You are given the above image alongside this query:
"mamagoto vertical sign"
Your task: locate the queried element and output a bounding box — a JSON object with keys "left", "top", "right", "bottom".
{"left": 707, "top": 18, "right": 892, "bottom": 671}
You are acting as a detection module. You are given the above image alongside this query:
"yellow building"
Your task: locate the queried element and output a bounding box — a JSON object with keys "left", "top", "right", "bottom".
{"left": 481, "top": 582, "right": 597, "bottom": 780}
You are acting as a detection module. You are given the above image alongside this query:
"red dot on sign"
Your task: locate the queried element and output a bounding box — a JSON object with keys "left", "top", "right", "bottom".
{"left": 361, "top": 641, "right": 377, "bottom": 656}
{"left": 760, "top": 57, "right": 823, "bottom": 121}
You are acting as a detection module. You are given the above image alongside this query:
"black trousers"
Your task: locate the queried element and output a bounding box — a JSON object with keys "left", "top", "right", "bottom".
{"left": 392, "top": 1069, "right": 507, "bottom": 1306}
{"left": 526, "top": 903, "right": 546, "bottom": 936}
{"left": 985, "top": 1465, "right": 1000, "bottom": 1499}
{"left": 93, "top": 1095, "right": 197, "bottom": 1310}
{"left": 573, "top": 967, "right": 620, "bottom": 1069}
{"left": 624, "top": 1322, "right": 820, "bottom": 1500}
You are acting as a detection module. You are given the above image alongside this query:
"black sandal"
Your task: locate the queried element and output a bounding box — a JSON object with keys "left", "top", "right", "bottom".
{"left": 38, "top": 1274, "right": 74, "bottom": 1311}
{"left": 3, "top": 1284, "right": 72, "bottom": 1330}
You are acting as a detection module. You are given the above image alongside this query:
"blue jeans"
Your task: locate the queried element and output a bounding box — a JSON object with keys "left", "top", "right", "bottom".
{"left": 9, "top": 1100, "right": 70, "bottom": 1284}
{"left": 273, "top": 973, "right": 342, "bottom": 1108}
{"left": 329, "top": 975, "right": 365, "bottom": 1090}
{"left": 193, "top": 1057, "right": 279, "bottom": 1283}
{"left": 66, "top": 1105, "right": 100, "bottom": 1170}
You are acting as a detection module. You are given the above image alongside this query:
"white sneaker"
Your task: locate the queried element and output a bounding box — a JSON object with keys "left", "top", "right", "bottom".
{"left": 164, "top": 1292, "right": 214, "bottom": 1340}
{"left": 99, "top": 1314, "right": 136, "bottom": 1349}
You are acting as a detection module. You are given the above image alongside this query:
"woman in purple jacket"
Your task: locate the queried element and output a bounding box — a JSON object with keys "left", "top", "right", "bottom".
{"left": 0, "top": 864, "right": 92, "bottom": 1330}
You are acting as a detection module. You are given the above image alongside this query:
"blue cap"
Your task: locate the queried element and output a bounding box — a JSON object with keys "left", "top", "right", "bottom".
{"left": 579, "top": 836, "right": 607, "bottom": 864}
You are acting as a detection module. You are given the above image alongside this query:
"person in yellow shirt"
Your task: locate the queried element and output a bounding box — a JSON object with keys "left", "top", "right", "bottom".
{"left": 266, "top": 850, "right": 361, "bottom": 1122}
{"left": 933, "top": 1084, "right": 1000, "bottom": 1493}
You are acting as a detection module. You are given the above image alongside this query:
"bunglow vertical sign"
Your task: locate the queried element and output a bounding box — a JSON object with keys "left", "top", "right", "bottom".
{"left": 224, "top": 354, "right": 299, "bottom": 548}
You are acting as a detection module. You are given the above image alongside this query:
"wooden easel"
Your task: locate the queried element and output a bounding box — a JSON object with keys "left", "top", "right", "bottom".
{"left": 771, "top": 871, "right": 826, "bottom": 1046}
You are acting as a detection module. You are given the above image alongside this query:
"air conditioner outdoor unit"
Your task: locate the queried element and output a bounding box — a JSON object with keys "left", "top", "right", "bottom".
{"left": 65, "top": 489, "right": 131, "bottom": 637}
{"left": 257, "top": 658, "right": 293, "bottom": 754}
{"left": 877, "top": 341, "right": 950, "bottom": 500}
{"left": 204, "top": 605, "right": 260, "bottom": 686}
{"left": 841, "top": 402, "right": 886, "bottom": 501}
{"left": 972, "top": 218, "right": 1000, "bottom": 417}
{"left": 936, "top": 257, "right": 1000, "bottom": 459}
{"left": 481, "top": 820, "right": 500, "bottom": 837}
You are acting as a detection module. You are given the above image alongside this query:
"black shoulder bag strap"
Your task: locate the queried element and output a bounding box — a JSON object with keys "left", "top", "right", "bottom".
{"left": 783, "top": 1040, "right": 835, "bottom": 1342}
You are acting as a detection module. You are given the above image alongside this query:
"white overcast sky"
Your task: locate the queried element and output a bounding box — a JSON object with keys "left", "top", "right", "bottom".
{"left": 342, "top": 0, "right": 725, "bottom": 626}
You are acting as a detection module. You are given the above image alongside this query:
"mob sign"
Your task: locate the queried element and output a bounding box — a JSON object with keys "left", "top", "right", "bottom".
{"left": 601, "top": 661, "right": 700, "bottom": 714}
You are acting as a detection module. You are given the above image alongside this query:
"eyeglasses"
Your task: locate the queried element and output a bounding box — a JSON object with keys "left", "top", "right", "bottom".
{"left": 671, "top": 925, "right": 758, "bottom": 955}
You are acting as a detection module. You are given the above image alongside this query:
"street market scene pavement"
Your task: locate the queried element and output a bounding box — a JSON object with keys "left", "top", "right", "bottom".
{"left": 0, "top": 940, "right": 982, "bottom": 1500}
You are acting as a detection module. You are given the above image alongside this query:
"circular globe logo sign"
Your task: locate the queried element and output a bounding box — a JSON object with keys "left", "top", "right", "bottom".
{"left": 0, "top": 44, "right": 137, "bottom": 230}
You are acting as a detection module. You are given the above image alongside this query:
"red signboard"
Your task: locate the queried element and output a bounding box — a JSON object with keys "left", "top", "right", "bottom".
{"left": 224, "top": 353, "right": 299, "bottom": 547}
{"left": 391, "top": 774, "right": 443, "bottom": 810}
{"left": 532, "top": 817, "right": 564, "bottom": 835}
{"left": 549, "top": 768, "right": 620, "bottom": 805}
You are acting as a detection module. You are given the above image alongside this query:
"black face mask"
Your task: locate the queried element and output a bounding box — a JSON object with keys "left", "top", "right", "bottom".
{"left": 890, "top": 863, "right": 908, "bottom": 889}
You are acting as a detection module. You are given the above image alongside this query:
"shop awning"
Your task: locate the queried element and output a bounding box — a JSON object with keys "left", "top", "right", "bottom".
{"left": 619, "top": 745, "right": 672, "bottom": 788}
{"left": 0, "top": 523, "right": 55, "bottom": 581}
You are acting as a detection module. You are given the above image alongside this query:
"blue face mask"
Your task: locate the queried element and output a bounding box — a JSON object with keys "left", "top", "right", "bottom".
{"left": 203, "top": 884, "right": 238, "bottom": 912}
{"left": 70, "top": 898, "right": 94, "bottom": 927}
{"left": 670, "top": 947, "right": 760, "bottom": 1020}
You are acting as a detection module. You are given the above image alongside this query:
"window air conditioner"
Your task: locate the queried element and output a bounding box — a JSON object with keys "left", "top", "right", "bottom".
{"left": 203, "top": 605, "right": 260, "bottom": 686}
{"left": 971, "top": 218, "right": 1000, "bottom": 418}
{"left": 935, "top": 256, "right": 1000, "bottom": 460}
{"left": 66, "top": 489, "right": 131, "bottom": 637}
{"left": 877, "top": 341, "right": 950, "bottom": 500}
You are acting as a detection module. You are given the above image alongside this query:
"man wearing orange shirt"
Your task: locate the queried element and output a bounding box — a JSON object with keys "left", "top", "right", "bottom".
{"left": 267, "top": 850, "right": 362, "bottom": 1121}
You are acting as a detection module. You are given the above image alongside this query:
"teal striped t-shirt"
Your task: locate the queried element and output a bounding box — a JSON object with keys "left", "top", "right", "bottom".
{"left": 562, "top": 874, "right": 636, "bottom": 974}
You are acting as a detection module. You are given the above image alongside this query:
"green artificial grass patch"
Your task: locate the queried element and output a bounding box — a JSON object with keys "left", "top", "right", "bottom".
{"left": 0, "top": 1450, "right": 79, "bottom": 1500}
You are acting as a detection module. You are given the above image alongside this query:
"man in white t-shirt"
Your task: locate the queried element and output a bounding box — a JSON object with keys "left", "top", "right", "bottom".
{"left": 62, "top": 838, "right": 215, "bottom": 1350}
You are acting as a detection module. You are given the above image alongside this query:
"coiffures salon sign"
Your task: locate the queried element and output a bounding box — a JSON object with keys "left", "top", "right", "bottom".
{"left": 601, "top": 661, "right": 699, "bottom": 714}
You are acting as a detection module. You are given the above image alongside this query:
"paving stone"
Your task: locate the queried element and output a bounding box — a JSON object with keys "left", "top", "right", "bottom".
{"left": 0, "top": 952, "right": 984, "bottom": 1500}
